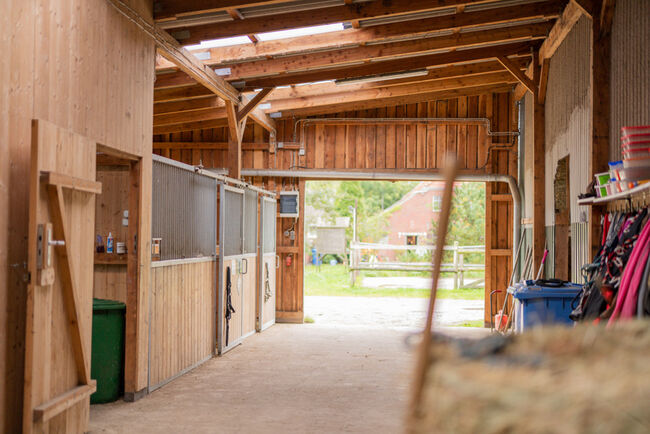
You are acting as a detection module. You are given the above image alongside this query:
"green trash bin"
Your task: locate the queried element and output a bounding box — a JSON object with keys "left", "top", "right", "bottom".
{"left": 91, "top": 298, "right": 126, "bottom": 404}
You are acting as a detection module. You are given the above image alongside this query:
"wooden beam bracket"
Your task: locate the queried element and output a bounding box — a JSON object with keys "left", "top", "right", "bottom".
{"left": 41, "top": 171, "right": 103, "bottom": 195}
{"left": 497, "top": 55, "right": 537, "bottom": 95}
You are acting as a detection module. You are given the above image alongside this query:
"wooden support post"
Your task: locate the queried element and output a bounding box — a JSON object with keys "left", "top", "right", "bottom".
{"left": 531, "top": 49, "right": 546, "bottom": 273}
{"left": 590, "top": 0, "right": 615, "bottom": 257}
{"left": 226, "top": 100, "right": 244, "bottom": 179}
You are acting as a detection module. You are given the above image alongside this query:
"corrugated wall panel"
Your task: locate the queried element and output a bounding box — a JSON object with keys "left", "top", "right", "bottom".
{"left": 544, "top": 16, "right": 592, "bottom": 227}
{"left": 610, "top": 0, "right": 650, "bottom": 161}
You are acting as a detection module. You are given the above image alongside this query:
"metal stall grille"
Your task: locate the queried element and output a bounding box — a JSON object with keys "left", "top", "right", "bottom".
{"left": 152, "top": 157, "right": 217, "bottom": 260}
{"left": 244, "top": 189, "right": 258, "bottom": 255}
{"left": 223, "top": 188, "right": 244, "bottom": 256}
{"left": 262, "top": 199, "right": 277, "bottom": 254}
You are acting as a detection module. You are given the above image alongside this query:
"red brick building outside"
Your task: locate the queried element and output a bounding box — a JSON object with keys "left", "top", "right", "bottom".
{"left": 378, "top": 181, "right": 445, "bottom": 261}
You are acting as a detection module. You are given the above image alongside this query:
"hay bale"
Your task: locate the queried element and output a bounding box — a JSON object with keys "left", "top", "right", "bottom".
{"left": 413, "top": 322, "right": 650, "bottom": 434}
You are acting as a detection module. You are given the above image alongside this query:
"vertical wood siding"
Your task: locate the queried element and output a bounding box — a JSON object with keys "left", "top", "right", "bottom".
{"left": 149, "top": 261, "right": 214, "bottom": 389}
{"left": 1, "top": 0, "right": 154, "bottom": 430}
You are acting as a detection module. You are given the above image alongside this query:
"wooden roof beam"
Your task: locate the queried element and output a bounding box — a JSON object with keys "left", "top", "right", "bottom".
{"left": 155, "top": 2, "right": 561, "bottom": 69}
{"left": 238, "top": 40, "right": 536, "bottom": 89}
{"left": 153, "top": 57, "right": 529, "bottom": 115}
{"left": 154, "top": 71, "right": 516, "bottom": 130}
{"left": 247, "top": 83, "right": 516, "bottom": 118}
{"left": 155, "top": 83, "right": 515, "bottom": 133}
{"left": 155, "top": 1, "right": 288, "bottom": 21}
{"left": 162, "top": 0, "right": 495, "bottom": 37}
{"left": 169, "top": 0, "right": 564, "bottom": 47}
{"left": 203, "top": 22, "right": 553, "bottom": 82}
{"left": 514, "top": 0, "right": 588, "bottom": 99}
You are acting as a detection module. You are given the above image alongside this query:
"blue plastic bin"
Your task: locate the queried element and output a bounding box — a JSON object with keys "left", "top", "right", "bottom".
{"left": 507, "top": 281, "right": 582, "bottom": 333}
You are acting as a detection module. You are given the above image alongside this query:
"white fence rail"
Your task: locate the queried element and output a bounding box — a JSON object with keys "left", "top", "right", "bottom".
{"left": 349, "top": 241, "right": 485, "bottom": 289}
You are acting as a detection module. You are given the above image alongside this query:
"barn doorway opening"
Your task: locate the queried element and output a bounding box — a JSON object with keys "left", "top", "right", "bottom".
{"left": 303, "top": 180, "right": 486, "bottom": 329}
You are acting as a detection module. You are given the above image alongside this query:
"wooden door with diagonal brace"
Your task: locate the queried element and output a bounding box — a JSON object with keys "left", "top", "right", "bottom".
{"left": 23, "top": 120, "right": 101, "bottom": 433}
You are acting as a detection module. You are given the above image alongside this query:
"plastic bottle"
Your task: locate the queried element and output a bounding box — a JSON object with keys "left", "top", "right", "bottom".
{"left": 107, "top": 232, "right": 114, "bottom": 253}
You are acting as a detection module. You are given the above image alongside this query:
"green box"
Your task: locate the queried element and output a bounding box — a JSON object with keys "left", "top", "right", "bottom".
{"left": 595, "top": 172, "right": 610, "bottom": 186}
{"left": 91, "top": 298, "right": 126, "bottom": 404}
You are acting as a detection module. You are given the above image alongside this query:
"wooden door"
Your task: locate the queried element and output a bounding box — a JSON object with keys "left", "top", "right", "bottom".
{"left": 23, "top": 120, "right": 100, "bottom": 433}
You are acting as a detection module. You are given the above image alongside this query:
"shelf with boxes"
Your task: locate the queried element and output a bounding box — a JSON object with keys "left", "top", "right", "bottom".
{"left": 579, "top": 126, "right": 650, "bottom": 207}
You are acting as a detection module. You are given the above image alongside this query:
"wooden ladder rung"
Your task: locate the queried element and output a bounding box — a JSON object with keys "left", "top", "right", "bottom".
{"left": 40, "top": 171, "right": 102, "bottom": 194}
{"left": 33, "top": 381, "right": 97, "bottom": 422}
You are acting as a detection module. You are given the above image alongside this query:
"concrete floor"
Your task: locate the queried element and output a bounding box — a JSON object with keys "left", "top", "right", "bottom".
{"left": 90, "top": 324, "right": 486, "bottom": 434}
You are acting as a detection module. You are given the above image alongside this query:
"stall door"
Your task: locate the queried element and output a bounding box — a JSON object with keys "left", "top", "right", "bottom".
{"left": 258, "top": 197, "right": 277, "bottom": 331}
{"left": 242, "top": 189, "right": 258, "bottom": 337}
{"left": 218, "top": 185, "right": 245, "bottom": 354}
{"left": 23, "top": 120, "right": 100, "bottom": 433}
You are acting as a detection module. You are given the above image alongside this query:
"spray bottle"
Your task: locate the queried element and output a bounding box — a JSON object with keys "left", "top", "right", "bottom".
{"left": 107, "top": 232, "right": 114, "bottom": 253}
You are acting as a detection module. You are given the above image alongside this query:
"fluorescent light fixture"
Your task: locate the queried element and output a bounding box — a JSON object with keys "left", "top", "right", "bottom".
{"left": 270, "top": 112, "right": 283, "bottom": 118}
{"left": 185, "top": 36, "right": 251, "bottom": 51}
{"left": 257, "top": 23, "right": 344, "bottom": 42}
{"left": 335, "top": 69, "right": 429, "bottom": 86}
{"left": 213, "top": 67, "right": 232, "bottom": 76}
{"left": 258, "top": 103, "right": 272, "bottom": 110}
{"left": 194, "top": 51, "right": 212, "bottom": 61}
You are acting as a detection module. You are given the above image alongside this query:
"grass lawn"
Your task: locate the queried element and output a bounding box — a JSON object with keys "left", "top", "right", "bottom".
{"left": 304, "top": 264, "right": 484, "bottom": 300}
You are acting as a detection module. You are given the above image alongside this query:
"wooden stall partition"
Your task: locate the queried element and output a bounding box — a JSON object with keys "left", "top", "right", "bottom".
{"left": 148, "top": 260, "right": 214, "bottom": 391}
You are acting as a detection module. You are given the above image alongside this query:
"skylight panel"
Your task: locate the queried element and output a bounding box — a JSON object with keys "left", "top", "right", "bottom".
{"left": 256, "top": 23, "right": 344, "bottom": 42}
{"left": 185, "top": 36, "right": 252, "bottom": 51}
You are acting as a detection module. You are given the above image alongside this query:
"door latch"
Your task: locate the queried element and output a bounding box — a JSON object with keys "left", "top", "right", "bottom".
{"left": 36, "top": 223, "right": 59, "bottom": 286}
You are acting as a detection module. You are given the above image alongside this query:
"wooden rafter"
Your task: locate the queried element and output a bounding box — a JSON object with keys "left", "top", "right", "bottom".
{"left": 154, "top": 57, "right": 530, "bottom": 117}
{"left": 154, "top": 83, "right": 514, "bottom": 133}
{"left": 163, "top": 0, "right": 504, "bottom": 38}
{"left": 168, "top": 0, "right": 563, "bottom": 47}
{"left": 206, "top": 22, "right": 551, "bottom": 82}
{"left": 238, "top": 41, "right": 534, "bottom": 89}
{"left": 107, "top": 0, "right": 275, "bottom": 133}
{"left": 156, "top": 0, "right": 301, "bottom": 21}
{"left": 497, "top": 56, "right": 537, "bottom": 95}
{"left": 154, "top": 71, "right": 516, "bottom": 130}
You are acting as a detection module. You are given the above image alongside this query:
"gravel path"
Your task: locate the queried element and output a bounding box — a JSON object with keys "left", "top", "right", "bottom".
{"left": 304, "top": 296, "right": 484, "bottom": 329}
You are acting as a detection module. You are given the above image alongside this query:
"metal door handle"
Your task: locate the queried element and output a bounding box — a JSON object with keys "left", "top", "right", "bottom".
{"left": 241, "top": 258, "right": 248, "bottom": 274}
{"left": 276, "top": 255, "right": 280, "bottom": 269}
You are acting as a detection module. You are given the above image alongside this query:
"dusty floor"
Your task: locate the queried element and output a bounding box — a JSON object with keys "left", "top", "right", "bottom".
{"left": 90, "top": 324, "right": 486, "bottom": 434}
{"left": 305, "top": 296, "right": 484, "bottom": 328}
